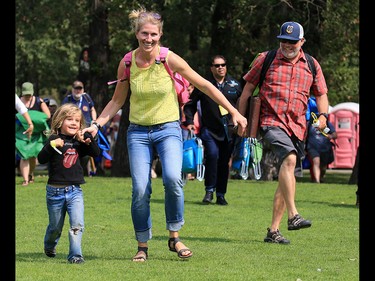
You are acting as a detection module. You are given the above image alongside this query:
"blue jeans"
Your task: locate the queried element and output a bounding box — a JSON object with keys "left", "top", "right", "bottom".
{"left": 44, "top": 185, "right": 84, "bottom": 261}
{"left": 127, "top": 121, "right": 185, "bottom": 243}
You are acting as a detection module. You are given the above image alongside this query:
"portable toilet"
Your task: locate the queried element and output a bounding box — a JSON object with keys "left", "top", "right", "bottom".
{"left": 328, "top": 102, "right": 359, "bottom": 168}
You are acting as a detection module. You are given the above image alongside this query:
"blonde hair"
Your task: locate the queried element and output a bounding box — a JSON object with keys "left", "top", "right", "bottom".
{"left": 129, "top": 6, "right": 163, "bottom": 34}
{"left": 48, "top": 103, "right": 85, "bottom": 135}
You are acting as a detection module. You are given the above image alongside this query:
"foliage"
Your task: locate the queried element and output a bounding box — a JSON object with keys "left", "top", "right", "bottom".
{"left": 16, "top": 0, "right": 359, "bottom": 105}
{"left": 15, "top": 0, "right": 359, "bottom": 176}
{"left": 320, "top": 0, "right": 359, "bottom": 104}
{"left": 15, "top": 173, "right": 359, "bottom": 280}
{"left": 15, "top": 0, "right": 90, "bottom": 99}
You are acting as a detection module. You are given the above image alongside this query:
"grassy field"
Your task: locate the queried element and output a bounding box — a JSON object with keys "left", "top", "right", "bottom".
{"left": 15, "top": 170, "right": 359, "bottom": 280}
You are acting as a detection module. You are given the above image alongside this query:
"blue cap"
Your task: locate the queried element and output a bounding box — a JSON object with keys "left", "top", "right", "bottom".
{"left": 277, "top": 21, "right": 304, "bottom": 41}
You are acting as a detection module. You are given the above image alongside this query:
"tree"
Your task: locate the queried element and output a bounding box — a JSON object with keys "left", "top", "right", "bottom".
{"left": 15, "top": 0, "right": 359, "bottom": 177}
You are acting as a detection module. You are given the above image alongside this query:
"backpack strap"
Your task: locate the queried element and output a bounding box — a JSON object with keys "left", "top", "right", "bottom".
{"left": 304, "top": 53, "right": 316, "bottom": 80}
{"left": 158, "top": 46, "right": 189, "bottom": 104}
{"left": 157, "top": 46, "right": 169, "bottom": 64}
{"left": 124, "top": 51, "right": 133, "bottom": 80}
{"left": 82, "top": 93, "right": 94, "bottom": 108}
{"left": 258, "top": 49, "right": 277, "bottom": 89}
{"left": 107, "top": 50, "right": 132, "bottom": 85}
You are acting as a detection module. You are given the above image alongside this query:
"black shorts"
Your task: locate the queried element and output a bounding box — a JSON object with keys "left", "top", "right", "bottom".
{"left": 260, "top": 126, "right": 305, "bottom": 162}
{"left": 307, "top": 148, "right": 334, "bottom": 165}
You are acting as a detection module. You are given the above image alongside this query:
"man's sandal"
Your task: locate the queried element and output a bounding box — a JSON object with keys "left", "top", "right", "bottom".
{"left": 168, "top": 237, "right": 193, "bottom": 259}
{"left": 132, "top": 246, "right": 148, "bottom": 262}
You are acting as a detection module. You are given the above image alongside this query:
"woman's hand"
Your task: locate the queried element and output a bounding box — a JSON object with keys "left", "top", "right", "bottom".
{"left": 82, "top": 125, "right": 99, "bottom": 138}
{"left": 232, "top": 111, "right": 247, "bottom": 137}
{"left": 23, "top": 124, "right": 34, "bottom": 139}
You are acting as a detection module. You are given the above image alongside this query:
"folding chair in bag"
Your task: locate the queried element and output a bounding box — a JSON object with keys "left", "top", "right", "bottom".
{"left": 231, "top": 137, "right": 251, "bottom": 180}
{"left": 182, "top": 129, "right": 205, "bottom": 182}
{"left": 247, "top": 95, "right": 263, "bottom": 180}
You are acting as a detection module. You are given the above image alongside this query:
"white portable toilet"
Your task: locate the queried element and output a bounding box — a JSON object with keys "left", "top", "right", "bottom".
{"left": 328, "top": 102, "right": 360, "bottom": 168}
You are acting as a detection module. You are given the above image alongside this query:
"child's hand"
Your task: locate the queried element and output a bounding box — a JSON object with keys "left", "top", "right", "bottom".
{"left": 50, "top": 138, "right": 64, "bottom": 148}
{"left": 75, "top": 131, "right": 93, "bottom": 145}
{"left": 50, "top": 138, "right": 64, "bottom": 155}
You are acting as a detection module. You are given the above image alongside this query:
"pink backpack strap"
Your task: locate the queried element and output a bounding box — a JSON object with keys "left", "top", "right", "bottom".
{"left": 158, "top": 47, "right": 189, "bottom": 105}
{"left": 107, "top": 50, "right": 133, "bottom": 85}
{"left": 123, "top": 51, "right": 132, "bottom": 79}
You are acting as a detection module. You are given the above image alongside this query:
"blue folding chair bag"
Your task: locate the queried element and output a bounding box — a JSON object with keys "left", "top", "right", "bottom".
{"left": 182, "top": 138, "right": 198, "bottom": 173}
{"left": 182, "top": 130, "right": 205, "bottom": 181}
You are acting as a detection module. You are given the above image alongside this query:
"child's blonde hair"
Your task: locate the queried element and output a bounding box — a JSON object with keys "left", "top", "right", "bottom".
{"left": 49, "top": 103, "right": 85, "bottom": 135}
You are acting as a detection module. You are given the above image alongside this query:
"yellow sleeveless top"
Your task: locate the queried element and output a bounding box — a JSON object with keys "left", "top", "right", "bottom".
{"left": 128, "top": 49, "right": 180, "bottom": 126}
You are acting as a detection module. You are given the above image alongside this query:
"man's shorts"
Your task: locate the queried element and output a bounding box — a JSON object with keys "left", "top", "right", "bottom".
{"left": 260, "top": 126, "right": 305, "bottom": 162}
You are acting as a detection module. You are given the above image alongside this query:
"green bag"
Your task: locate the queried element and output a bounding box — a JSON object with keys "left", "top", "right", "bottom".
{"left": 16, "top": 110, "right": 49, "bottom": 159}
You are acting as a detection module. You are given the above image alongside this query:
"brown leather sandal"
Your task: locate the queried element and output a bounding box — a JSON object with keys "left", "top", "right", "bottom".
{"left": 168, "top": 237, "right": 193, "bottom": 259}
{"left": 132, "top": 246, "right": 148, "bottom": 262}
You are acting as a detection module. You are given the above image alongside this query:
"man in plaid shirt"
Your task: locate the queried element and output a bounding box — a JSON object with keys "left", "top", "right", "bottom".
{"left": 238, "top": 21, "right": 329, "bottom": 244}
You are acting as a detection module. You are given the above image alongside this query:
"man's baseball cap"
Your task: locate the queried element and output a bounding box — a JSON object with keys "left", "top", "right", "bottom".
{"left": 72, "top": 81, "right": 84, "bottom": 88}
{"left": 21, "top": 82, "right": 34, "bottom": 96}
{"left": 277, "top": 21, "right": 304, "bottom": 41}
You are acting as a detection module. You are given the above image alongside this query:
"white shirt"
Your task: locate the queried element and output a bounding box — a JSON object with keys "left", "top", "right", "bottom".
{"left": 15, "top": 94, "right": 28, "bottom": 115}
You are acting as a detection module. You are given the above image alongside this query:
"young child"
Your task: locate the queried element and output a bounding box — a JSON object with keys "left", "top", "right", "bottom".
{"left": 37, "top": 103, "right": 100, "bottom": 264}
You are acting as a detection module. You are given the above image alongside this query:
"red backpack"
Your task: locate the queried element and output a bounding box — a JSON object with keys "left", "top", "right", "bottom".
{"left": 107, "top": 47, "right": 189, "bottom": 106}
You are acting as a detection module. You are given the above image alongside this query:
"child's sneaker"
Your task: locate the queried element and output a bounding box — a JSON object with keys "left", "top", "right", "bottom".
{"left": 68, "top": 256, "right": 85, "bottom": 264}
{"left": 44, "top": 248, "right": 56, "bottom": 258}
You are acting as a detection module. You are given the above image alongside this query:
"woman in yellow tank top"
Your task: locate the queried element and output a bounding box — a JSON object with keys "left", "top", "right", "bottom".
{"left": 83, "top": 6, "right": 247, "bottom": 262}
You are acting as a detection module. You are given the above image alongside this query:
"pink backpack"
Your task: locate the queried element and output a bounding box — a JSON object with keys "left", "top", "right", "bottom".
{"left": 107, "top": 47, "right": 190, "bottom": 106}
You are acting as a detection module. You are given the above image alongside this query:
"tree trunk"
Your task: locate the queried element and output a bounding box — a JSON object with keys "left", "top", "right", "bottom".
{"left": 88, "top": 0, "right": 110, "bottom": 113}
{"left": 111, "top": 99, "right": 131, "bottom": 177}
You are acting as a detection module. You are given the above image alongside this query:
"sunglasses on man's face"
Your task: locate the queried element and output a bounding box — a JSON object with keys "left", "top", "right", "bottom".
{"left": 280, "top": 39, "right": 300, "bottom": 45}
{"left": 212, "top": 63, "right": 226, "bottom": 68}
{"left": 73, "top": 86, "right": 83, "bottom": 90}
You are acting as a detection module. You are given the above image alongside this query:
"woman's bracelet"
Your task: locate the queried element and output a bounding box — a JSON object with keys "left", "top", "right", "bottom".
{"left": 92, "top": 122, "right": 101, "bottom": 131}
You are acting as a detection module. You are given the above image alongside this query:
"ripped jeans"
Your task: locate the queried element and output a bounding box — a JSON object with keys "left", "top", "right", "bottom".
{"left": 44, "top": 184, "right": 84, "bottom": 261}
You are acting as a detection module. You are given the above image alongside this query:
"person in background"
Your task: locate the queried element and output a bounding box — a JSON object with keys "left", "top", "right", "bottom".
{"left": 15, "top": 94, "right": 34, "bottom": 139}
{"left": 62, "top": 80, "right": 97, "bottom": 176}
{"left": 180, "top": 82, "right": 201, "bottom": 180}
{"left": 82, "top": 7, "right": 247, "bottom": 262}
{"left": 184, "top": 55, "right": 242, "bottom": 205}
{"left": 181, "top": 83, "right": 201, "bottom": 140}
{"left": 306, "top": 113, "right": 337, "bottom": 183}
{"left": 238, "top": 21, "right": 329, "bottom": 244}
{"left": 38, "top": 103, "right": 100, "bottom": 264}
{"left": 17, "top": 82, "right": 51, "bottom": 186}
{"left": 77, "top": 47, "right": 91, "bottom": 91}
{"left": 44, "top": 98, "right": 59, "bottom": 128}
{"left": 62, "top": 81, "right": 97, "bottom": 127}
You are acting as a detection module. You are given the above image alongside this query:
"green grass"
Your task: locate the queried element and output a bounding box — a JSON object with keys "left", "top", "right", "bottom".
{"left": 16, "top": 171, "right": 358, "bottom": 281}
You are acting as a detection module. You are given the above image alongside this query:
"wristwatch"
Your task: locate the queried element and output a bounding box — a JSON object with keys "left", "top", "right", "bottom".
{"left": 318, "top": 113, "right": 328, "bottom": 119}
